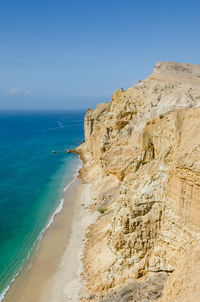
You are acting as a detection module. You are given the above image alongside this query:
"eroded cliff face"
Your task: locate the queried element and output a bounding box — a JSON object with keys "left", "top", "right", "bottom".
{"left": 77, "top": 62, "right": 200, "bottom": 301}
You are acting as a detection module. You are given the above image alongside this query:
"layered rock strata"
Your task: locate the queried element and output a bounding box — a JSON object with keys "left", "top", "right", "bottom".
{"left": 76, "top": 62, "right": 200, "bottom": 301}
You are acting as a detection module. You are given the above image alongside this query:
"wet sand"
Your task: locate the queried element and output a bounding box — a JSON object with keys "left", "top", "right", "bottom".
{"left": 4, "top": 179, "right": 96, "bottom": 302}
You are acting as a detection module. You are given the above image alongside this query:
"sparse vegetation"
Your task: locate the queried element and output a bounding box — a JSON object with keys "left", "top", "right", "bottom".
{"left": 98, "top": 208, "right": 106, "bottom": 214}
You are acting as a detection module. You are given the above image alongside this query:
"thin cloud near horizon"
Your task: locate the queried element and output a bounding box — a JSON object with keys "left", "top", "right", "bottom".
{"left": 7, "top": 88, "right": 31, "bottom": 96}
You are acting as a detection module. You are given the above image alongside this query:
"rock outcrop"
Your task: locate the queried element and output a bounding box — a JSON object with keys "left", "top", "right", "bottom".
{"left": 158, "top": 244, "right": 200, "bottom": 302}
{"left": 77, "top": 62, "right": 200, "bottom": 301}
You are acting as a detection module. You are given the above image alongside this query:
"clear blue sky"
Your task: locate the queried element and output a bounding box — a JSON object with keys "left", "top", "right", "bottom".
{"left": 0, "top": 0, "right": 199, "bottom": 110}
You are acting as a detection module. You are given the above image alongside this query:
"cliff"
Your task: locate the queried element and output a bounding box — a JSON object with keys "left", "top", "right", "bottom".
{"left": 77, "top": 62, "right": 200, "bottom": 301}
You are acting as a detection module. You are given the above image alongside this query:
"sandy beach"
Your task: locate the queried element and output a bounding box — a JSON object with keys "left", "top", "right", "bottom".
{"left": 4, "top": 178, "right": 97, "bottom": 302}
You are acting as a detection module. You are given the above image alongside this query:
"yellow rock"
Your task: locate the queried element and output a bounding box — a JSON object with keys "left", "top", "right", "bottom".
{"left": 76, "top": 61, "right": 200, "bottom": 300}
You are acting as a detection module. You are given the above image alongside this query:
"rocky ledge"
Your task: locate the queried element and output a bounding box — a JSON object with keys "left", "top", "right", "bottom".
{"left": 76, "top": 62, "right": 200, "bottom": 302}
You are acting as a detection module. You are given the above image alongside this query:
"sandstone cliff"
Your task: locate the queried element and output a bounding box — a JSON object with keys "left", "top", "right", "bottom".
{"left": 77, "top": 62, "right": 200, "bottom": 301}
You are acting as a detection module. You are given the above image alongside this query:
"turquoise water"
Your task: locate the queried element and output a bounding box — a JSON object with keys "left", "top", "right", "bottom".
{"left": 0, "top": 110, "right": 85, "bottom": 299}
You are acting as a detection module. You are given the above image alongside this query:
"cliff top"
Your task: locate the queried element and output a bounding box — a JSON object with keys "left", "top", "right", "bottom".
{"left": 151, "top": 61, "right": 200, "bottom": 85}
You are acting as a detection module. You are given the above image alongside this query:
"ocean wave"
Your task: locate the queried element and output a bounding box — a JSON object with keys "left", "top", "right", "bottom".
{"left": 0, "top": 284, "right": 10, "bottom": 302}
{"left": 63, "top": 160, "right": 82, "bottom": 192}
{"left": 0, "top": 267, "right": 22, "bottom": 302}
{"left": 0, "top": 159, "right": 82, "bottom": 301}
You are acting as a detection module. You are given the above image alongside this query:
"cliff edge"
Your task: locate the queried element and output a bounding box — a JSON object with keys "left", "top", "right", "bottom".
{"left": 77, "top": 62, "right": 200, "bottom": 301}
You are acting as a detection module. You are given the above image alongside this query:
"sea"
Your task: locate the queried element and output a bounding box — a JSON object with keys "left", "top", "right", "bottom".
{"left": 0, "top": 110, "right": 85, "bottom": 300}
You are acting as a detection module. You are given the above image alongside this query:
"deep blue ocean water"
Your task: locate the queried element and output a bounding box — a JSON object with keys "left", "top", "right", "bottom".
{"left": 0, "top": 110, "right": 85, "bottom": 299}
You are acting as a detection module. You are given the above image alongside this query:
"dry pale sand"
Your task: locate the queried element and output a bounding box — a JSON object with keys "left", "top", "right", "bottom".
{"left": 4, "top": 179, "right": 97, "bottom": 302}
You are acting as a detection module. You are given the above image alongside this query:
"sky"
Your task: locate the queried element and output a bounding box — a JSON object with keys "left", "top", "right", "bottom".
{"left": 0, "top": 0, "right": 200, "bottom": 110}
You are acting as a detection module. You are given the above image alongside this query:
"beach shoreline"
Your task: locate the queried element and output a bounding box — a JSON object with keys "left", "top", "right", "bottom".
{"left": 39, "top": 181, "right": 97, "bottom": 302}
{"left": 3, "top": 172, "right": 96, "bottom": 302}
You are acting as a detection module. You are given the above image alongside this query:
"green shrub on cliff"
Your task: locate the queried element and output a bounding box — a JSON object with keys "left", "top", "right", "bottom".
{"left": 98, "top": 208, "right": 106, "bottom": 214}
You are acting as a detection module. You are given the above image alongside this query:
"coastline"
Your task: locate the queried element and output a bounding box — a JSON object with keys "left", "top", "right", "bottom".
{"left": 3, "top": 163, "right": 96, "bottom": 302}
{"left": 39, "top": 181, "right": 97, "bottom": 302}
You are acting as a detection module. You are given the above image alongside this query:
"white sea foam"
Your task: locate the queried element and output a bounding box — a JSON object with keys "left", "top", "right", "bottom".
{"left": 63, "top": 160, "right": 82, "bottom": 192}
{"left": 0, "top": 159, "right": 82, "bottom": 301}
{"left": 0, "top": 268, "right": 22, "bottom": 302}
{"left": 0, "top": 285, "right": 10, "bottom": 302}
